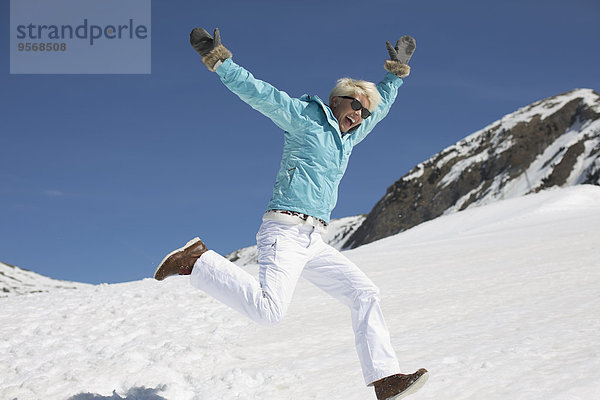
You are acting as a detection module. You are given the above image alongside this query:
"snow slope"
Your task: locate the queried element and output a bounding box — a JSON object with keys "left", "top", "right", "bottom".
{"left": 0, "top": 261, "right": 90, "bottom": 297}
{"left": 1, "top": 185, "right": 599, "bottom": 400}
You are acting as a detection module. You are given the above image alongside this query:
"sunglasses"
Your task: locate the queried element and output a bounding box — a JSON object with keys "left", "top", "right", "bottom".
{"left": 339, "top": 96, "right": 371, "bottom": 119}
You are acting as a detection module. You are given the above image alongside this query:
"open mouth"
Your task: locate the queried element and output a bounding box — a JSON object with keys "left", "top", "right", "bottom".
{"left": 344, "top": 115, "right": 357, "bottom": 129}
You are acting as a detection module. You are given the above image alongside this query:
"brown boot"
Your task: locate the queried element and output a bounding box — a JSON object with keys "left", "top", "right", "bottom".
{"left": 374, "top": 368, "right": 429, "bottom": 400}
{"left": 154, "top": 237, "right": 208, "bottom": 281}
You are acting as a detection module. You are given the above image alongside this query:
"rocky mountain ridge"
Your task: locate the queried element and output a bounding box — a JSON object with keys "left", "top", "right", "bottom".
{"left": 344, "top": 88, "right": 600, "bottom": 249}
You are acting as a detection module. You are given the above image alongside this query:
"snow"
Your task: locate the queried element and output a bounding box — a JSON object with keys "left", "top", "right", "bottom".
{"left": 2, "top": 185, "right": 600, "bottom": 400}
{"left": 488, "top": 88, "right": 599, "bottom": 133}
{"left": 0, "top": 262, "right": 91, "bottom": 297}
{"left": 318, "top": 214, "right": 366, "bottom": 250}
{"left": 402, "top": 164, "right": 425, "bottom": 182}
{"left": 438, "top": 151, "right": 488, "bottom": 188}
{"left": 491, "top": 118, "right": 600, "bottom": 201}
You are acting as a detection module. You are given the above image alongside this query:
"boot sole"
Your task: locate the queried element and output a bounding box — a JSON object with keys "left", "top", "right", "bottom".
{"left": 387, "top": 371, "right": 429, "bottom": 400}
{"left": 154, "top": 237, "right": 202, "bottom": 280}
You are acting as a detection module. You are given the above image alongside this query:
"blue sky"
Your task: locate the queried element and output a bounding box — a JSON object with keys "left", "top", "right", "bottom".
{"left": 2, "top": 0, "right": 599, "bottom": 284}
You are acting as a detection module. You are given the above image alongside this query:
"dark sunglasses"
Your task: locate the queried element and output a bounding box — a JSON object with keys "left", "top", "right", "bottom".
{"left": 339, "top": 96, "right": 371, "bottom": 119}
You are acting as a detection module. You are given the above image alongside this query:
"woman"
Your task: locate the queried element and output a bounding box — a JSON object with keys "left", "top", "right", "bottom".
{"left": 154, "top": 27, "right": 428, "bottom": 400}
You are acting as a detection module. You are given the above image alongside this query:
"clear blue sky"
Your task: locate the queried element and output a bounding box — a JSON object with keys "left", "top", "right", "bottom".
{"left": 2, "top": 0, "right": 599, "bottom": 284}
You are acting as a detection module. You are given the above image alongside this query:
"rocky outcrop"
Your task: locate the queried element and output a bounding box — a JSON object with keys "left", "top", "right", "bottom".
{"left": 344, "top": 89, "right": 600, "bottom": 249}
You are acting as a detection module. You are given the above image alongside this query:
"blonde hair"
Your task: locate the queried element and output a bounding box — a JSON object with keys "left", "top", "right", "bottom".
{"left": 329, "top": 78, "right": 381, "bottom": 112}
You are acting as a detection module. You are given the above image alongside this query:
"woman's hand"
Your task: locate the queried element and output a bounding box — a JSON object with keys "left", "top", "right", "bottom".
{"left": 190, "top": 27, "right": 232, "bottom": 71}
{"left": 384, "top": 35, "right": 415, "bottom": 78}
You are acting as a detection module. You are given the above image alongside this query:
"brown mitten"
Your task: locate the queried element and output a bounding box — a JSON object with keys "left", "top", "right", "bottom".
{"left": 190, "top": 27, "right": 232, "bottom": 71}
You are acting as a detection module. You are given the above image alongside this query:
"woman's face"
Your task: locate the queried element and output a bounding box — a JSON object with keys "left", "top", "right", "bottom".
{"left": 331, "top": 93, "right": 371, "bottom": 133}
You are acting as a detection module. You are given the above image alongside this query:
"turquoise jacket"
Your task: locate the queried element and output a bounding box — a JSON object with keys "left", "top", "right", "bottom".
{"left": 215, "top": 58, "right": 403, "bottom": 223}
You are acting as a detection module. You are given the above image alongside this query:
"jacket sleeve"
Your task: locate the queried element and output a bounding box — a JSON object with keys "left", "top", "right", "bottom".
{"left": 350, "top": 72, "right": 404, "bottom": 146}
{"left": 215, "top": 58, "right": 309, "bottom": 133}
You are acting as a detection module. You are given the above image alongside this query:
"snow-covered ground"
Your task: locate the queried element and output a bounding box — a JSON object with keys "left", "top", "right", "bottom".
{"left": 0, "top": 262, "right": 91, "bottom": 297}
{"left": 1, "top": 185, "right": 599, "bottom": 400}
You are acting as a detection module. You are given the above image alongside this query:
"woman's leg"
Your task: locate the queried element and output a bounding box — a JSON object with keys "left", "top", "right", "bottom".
{"left": 189, "top": 220, "right": 312, "bottom": 325}
{"left": 301, "top": 236, "right": 401, "bottom": 385}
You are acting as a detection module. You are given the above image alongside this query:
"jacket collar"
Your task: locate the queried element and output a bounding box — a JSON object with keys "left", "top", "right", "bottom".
{"left": 300, "top": 94, "right": 348, "bottom": 140}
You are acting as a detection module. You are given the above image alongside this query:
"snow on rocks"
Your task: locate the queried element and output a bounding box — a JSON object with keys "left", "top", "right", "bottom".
{"left": 0, "top": 261, "right": 90, "bottom": 297}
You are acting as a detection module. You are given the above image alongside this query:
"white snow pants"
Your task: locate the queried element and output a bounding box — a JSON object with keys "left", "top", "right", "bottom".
{"left": 189, "top": 219, "right": 401, "bottom": 385}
